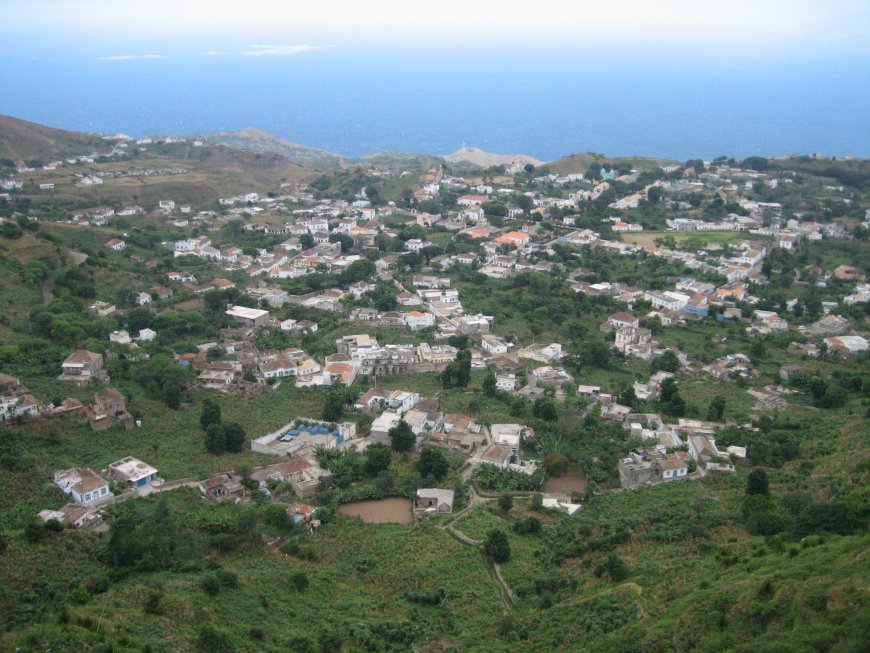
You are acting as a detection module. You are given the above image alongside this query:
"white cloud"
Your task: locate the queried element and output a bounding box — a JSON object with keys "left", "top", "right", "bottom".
{"left": 204, "top": 50, "right": 226, "bottom": 56}
{"left": 241, "top": 44, "right": 330, "bottom": 57}
{"left": 97, "top": 54, "right": 165, "bottom": 61}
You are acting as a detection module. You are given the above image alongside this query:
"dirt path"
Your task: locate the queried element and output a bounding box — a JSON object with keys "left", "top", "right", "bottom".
{"left": 42, "top": 277, "right": 54, "bottom": 304}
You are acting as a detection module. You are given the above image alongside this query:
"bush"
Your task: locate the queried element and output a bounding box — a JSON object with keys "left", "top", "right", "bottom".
{"left": 144, "top": 586, "right": 163, "bottom": 614}
{"left": 197, "top": 626, "right": 235, "bottom": 653}
{"left": 513, "top": 516, "right": 542, "bottom": 535}
{"left": 595, "top": 553, "right": 629, "bottom": 582}
{"left": 23, "top": 520, "right": 47, "bottom": 543}
{"left": 200, "top": 574, "right": 221, "bottom": 596}
{"left": 83, "top": 575, "right": 111, "bottom": 595}
{"left": 498, "top": 494, "right": 513, "bottom": 512}
{"left": 290, "top": 570, "right": 310, "bottom": 592}
{"left": 215, "top": 569, "right": 239, "bottom": 589}
{"left": 483, "top": 529, "right": 511, "bottom": 563}
{"left": 417, "top": 447, "right": 449, "bottom": 480}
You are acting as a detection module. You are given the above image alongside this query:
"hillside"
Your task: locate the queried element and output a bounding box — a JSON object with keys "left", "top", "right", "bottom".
{"left": 547, "top": 151, "right": 676, "bottom": 174}
{"left": 443, "top": 146, "right": 543, "bottom": 168}
{"left": 0, "top": 115, "right": 111, "bottom": 163}
{"left": 210, "top": 128, "right": 347, "bottom": 171}
{"left": 0, "top": 117, "right": 316, "bottom": 207}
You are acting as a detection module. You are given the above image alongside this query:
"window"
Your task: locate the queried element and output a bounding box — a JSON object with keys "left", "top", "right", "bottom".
{"left": 84, "top": 493, "right": 91, "bottom": 501}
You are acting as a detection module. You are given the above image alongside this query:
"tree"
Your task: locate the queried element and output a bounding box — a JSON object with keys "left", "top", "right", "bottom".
{"left": 339, "top": 258, "right": 375, "bottom": 284}
{"left": 514, "top": 193, "right": 534, "bottom": 213}
{"left": 651, "top": 350, "right": 679, "bottom": 373}
{"left": 205, "top": 424, "right": 227, "bottom": 454}
{"left": 596, "top": 553, "right": 629, "bottom": 582}
{"left": 441, "top": 350, "right": 471, "bottom": 389}
{"left": 746, "top": 468, "right": 770, "bottom": 496}
{"left": 321, "top": 389, "right": 346, "bottom": 421}
{"left": 318, "top": 630, "right": 343, "bottom": 653}
{"left": 329, "top": 232, "right": 354, "bottom": 253}
{"left": 388, "top": 420, "right": 416, "bottom": 452}
{"left": 577, "top": 338, "right": 611, "bottom": 369}
{"left": 659, "top": 378, "right": 686, "bottom": 417}
{"left": 647, "top": 185, "right": 664, "bottom": 203}
{"left": 417, "top": 447, "right": 449, "bottom": 480}
{"left": 707, "top": 395, "right": 726, "bottom": 421}
{"left": 223, "top": 422, "right": 246, "bottom": 453}
{"left": 200, "top": 398, "right": 221, "bottom": 431}
{"left": 483, "top": 529, "right": 511, "bottom": 563}
{"left": 532, "top": 397, "right": 558, "bottom": 421}
{"left": 483, "top": 372, "right": 497, "bottom": 397}
{"left": 497, "top": 494, "right": 513, "bottom": 512}
{"left": 364, "top": 443, "right": 392, "bottom": 477}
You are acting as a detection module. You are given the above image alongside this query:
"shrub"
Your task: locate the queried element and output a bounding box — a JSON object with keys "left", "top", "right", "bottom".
{"left": 197, "top": 626, "right": 235, "bottom": 653}
{"left": 290, "top": 570, "right": 310, "bottom": 592}
{"left": 513, "top": 516, "right": 542, "bottom": 535}
{"left": 483, "top": 529, "right": 511, "bottom": 563}
{"left": 83, "top": 575, "right": 111, "bottom": 595}
{"left": 200, "top": 574, "right": 221, "bottom": 596}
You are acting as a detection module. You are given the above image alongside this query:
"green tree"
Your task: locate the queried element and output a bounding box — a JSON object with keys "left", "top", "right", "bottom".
{"left": 329, "top": 232, "right": 354, "bottom": 253}
{"left": 200, "top": 398, "right": 222, "bottom": 431}
{"left": 389, "top": 420, "right": 416, "bottom": 452}
{"left": 659, "top": 378, "right": 686, "bottom": 417}
{"left": 483, "top": 372, "right": 497, "bottom": 397}
{"left": 339, "top": 259, "right": 375, "bottom": 284}
{"left": 497, "top": 494, "right": 513, "bottom": 512}
{"left": 205, "top": 424, "right": 226, "bottom": 454}
{"left": 532, "top": 397, "right": 558, "bottom": 421}
{"left": 223, "top": 422, "right": 246, "bottom": 453}
{"left": 483, "top": 529, "right": 511, "bottom": 563}
{"left": 321, "top": 389, "right": 346, "bottom": 421}
{"left": 514, "top": 193, "right": 534, "bottom": 213}
{"left": 417, "top": 447, "right": 449, "bottom": 480}
{"left": 364, "top": 443, "right": 392, "bottom": 477}
{"left": 651, "top": 350, "right": 679, "bottom": 373}
{"left": 746, "top": 468, "right": 770, "bottom": 496}
{"left": 707, "top": 395, "right": 726, "bottom": 421}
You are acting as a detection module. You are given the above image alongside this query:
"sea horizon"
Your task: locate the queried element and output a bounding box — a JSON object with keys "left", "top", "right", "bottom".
{"left": 3, "top": 45, "right": 870, "bottom": 162}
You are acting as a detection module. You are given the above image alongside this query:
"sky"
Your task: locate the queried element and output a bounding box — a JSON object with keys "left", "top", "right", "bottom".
{"left": 2, "top": 0, "right": 869, "bottom": 58}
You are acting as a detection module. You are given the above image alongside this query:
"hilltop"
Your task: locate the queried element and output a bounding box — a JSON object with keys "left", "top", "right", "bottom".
{"left": 443, "top": 146, "right": 543, "bottom": 168}
{"left": 0, "top": 115, "right": 110, "bottom": 163}
{"left": 210, "top": 128, "right": 347, "bottom": 171}
{"left": 0, "top": 117, "right": 316, "bottom": 206}
{"left": 547, "top": 151, "right": 677, "bottom": 174}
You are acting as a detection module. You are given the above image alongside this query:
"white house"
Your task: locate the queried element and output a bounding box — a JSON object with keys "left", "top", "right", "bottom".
{"left": 496, "top": 374, "right": 517, "bottom": 392}
{"left": 481, "top": 335, "right": 509, "bottom": 355}
{"left": 404, "top": 311, "right": 434, "bottom": 330}
{"left": 137, "top": 328, "right": 157, "bottom": 342}
{"left": 490, "top": 423, "right": 523, "bottom": 455}
{"left": 54, "top": 468, "right": 113, "bottom": 507}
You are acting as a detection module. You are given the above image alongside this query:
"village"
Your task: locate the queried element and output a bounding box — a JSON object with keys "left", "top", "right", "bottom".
{"left": 2, "top": 133, "right": 869, "bottom": 543}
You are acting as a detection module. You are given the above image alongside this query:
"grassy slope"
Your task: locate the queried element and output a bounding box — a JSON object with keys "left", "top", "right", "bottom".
{"left": 0, "top": 115, "right": 110, "bottom": 161}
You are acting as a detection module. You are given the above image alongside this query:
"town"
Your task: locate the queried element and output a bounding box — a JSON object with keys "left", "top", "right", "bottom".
{"left": 1, "top": 117, "right": 868, "bottom": 652}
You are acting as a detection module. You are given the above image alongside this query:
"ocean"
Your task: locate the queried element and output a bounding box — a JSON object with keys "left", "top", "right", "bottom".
{"left": 3, "top": 45, "right": 869, "bottom": 162}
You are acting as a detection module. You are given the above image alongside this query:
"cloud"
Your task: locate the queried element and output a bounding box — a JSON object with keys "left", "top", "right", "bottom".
{"left": 241, "top": 44, "right": 330, "bottom": 57}
{"left": 204, "top": 50, "right": 226, "bottom": 56}
{"left": 97, "top": 54, "right": 165, "bottom": 61}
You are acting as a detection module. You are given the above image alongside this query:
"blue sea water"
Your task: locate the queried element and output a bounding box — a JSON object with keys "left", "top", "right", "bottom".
{"left": 2, "top": 44, "right": 869, "bottom": 161}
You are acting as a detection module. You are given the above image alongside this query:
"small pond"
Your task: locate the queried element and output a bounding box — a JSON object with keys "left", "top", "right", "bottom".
{"left": 337, "top": 497, "right": 413, "bottom": 524}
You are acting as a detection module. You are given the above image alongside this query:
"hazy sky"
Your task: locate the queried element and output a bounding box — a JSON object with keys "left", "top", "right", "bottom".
{"left": 3, "top": 0, "right": 869, "bottom": 58}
